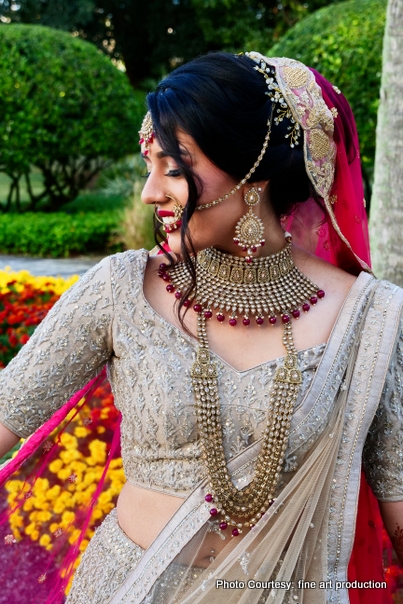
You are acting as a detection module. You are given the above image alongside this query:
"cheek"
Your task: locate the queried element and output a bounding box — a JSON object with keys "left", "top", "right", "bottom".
{"left": 188, "top": 206, "right": 240, "bottom": 245}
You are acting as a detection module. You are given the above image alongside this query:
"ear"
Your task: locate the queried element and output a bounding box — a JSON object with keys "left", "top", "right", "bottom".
{"left": 241, "top": 180, "right": 270, "bottom": 198}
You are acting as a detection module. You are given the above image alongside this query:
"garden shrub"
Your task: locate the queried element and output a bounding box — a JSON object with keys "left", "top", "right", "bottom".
{"left": 268, "top": 0, "right": 387, "bottom": 170}
{"left": 0, "top": 212, "right": 123, "bottom": 257}
{"left": 0, "top": 24, "right": 145, "bottom": 211}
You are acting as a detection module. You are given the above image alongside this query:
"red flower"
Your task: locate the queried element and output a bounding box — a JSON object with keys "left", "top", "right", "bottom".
{"left": 8, "top": 333, "right": 18, "bottom": 348}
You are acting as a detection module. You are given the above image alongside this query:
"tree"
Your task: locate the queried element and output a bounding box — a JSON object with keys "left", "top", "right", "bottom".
{"left": 0, "top": 0, "right": 341, "bottom": 87}
{"left": 369, "top": 0, "right": 403, "bottom": 284}
{"left": 0, "top": 24, "right": 144, "bottom": 211}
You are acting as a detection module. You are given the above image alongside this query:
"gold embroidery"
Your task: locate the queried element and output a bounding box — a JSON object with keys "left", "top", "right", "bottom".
{"left": 332, "top": 85, "right": 342, "bottom": 94}
{"left": 309, "top": 130, "right": 332, "bottom": 161}
{"left": 330, "top": 194, "right": 337, "bottom": 205}
{"left": 282, "top": 66, "right": 309, "bottom": 89}
{"left": 306, "top": 104, "right": 334, "bottom": 132}
{"left": 331, "top": 107, "right": 338, "bottom": 118}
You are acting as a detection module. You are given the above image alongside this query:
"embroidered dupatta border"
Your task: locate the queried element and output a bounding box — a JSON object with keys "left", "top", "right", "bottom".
{"left": 327, "top": 280, "right": 403, "bottom": 603}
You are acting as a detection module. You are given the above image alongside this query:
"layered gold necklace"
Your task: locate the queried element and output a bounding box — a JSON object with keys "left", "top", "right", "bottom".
{"left": 159, "top": 238, "right": 325, "bottom": 536}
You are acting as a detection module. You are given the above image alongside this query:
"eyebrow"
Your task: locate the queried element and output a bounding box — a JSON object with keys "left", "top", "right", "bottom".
{"left": 140, "top": 149, "right": 191, "bottom": 160}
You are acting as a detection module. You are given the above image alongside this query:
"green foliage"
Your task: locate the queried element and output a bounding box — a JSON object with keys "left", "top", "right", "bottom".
{"left": 268, "top": 0, "right": 387, "bottom": 169}
{"left": 97, "top": 155, "right": 147, "bottom": 199}
{"left": 0, "top": 212, "right": 122, "bottom": 257}
{"left": 1, "top": 0, "right": 341, "bottom": 86}
{"left": 191, "top": 0, "right": 343, "bottom": 53}
{"left": 0, "top": 24, "right": 145, "bottom": 210}
{"left": 61, "top": 194, "right": 126, "bottom": 214}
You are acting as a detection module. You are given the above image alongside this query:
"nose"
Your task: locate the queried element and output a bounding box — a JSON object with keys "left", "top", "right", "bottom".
{"left": 141, "top": 170, "right": 168, "bottom": 207}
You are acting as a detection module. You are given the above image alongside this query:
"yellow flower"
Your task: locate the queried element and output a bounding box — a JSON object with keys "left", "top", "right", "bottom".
{"left": 92, "top": 509, "right": 103, "bottom": 520}
{"left": 74, "top": 426, "right": 90, "bottom": 438}
{"left": 25, "top": 522, "right": 38, "bottom": 536}
{"left": 109, "top": 459, "right": 123, "bottom": 470}
{"left": 37, "top": 511, "right": 52, "bottom": 523}
{"left": 79, "top": 538, "right": 89, "bottom": 552}
{"left": 57, "top": 468, "right": 74, "bottom": 481}
{"left": 9, "top": 513, "right": 24, "bottom": 528}
{"left": 88, "top": 440, "right": 107, "bottom": 464}
{"left": 39, "top": 534, "right": 51, "bottom": 547}
{"left": 33, "top": 478, "right": 50, "bottom": 493}
{"left": 61, "top": 510, "right": 76, "bottom": 527}
{"left": 60, "top": 449, "right": 82, "bottom": 464}
{"left": 22, "top": 499, "right": 34, "bottom": 512}
{"left": 46, "top": 485, "right": 62, "bottom": 500}
{"left": 68, "top": 528, "right": 81, "bottom": 545}
{"left": 0, "top": 269, "right": 78, "bottom": 295}
{"left": 60, "top": 433, "right": 78, "bottom": 449}
{"left": 49, "top": 459, "right": 63, "bottom": 474}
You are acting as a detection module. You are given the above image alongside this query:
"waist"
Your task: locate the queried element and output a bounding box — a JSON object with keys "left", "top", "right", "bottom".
{"left": 116, "top": 482, "right": 185, "bottom": 549}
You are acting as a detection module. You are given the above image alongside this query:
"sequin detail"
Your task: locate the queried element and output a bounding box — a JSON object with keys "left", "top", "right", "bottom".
{"left": 66, "top": 509, "right": 144, "bottom": 603}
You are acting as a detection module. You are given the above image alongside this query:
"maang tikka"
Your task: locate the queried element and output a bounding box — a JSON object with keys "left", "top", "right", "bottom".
{"left": 233, "top": 186, "right": 265, "bottom": 263}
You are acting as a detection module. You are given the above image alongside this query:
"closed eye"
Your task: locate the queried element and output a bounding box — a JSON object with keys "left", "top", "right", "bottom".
{"left": 166, "top": 169, "right": 183, "bottom": 177}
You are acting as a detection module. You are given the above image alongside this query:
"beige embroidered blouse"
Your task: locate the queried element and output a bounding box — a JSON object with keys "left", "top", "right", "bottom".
{"left": 0, "top": 250, "right": 401, "bottom": 501}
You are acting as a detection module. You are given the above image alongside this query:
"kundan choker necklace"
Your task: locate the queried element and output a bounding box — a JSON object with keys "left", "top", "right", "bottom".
{"left": 158, "top": 235, "right": 325, "bottom": 536}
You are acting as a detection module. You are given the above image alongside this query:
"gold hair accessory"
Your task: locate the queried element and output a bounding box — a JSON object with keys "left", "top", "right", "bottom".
{"left": 195, "top": 109, "right": 274, "bottom": 212}
{"left": 233, "top": 186, "right": 265, "bottom": 263}
{"left": 139, "top": 111, "right": 154, "bottom": 155}
{"left": 158, "top": 234, "right": 326, "bottom": 534}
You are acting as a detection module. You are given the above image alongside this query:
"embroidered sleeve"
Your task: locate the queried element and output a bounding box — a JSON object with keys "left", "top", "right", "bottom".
{"left": 0, "top": 257, "right": 114, "bottom": 438}
{"left": 363, "top": 315, "right": 403, "bottom": 501}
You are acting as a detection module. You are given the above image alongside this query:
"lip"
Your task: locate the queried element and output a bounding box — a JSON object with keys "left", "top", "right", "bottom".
{"left": 157, "top": 209, "right": 176, "bottom": 217}
{"left": 164, "top": 220, "right": 182, "bottom": 233}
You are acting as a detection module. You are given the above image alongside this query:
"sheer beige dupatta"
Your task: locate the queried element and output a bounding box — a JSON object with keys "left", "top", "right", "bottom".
{"left": 112, "top": 275, "right": 403, "bottom": 604}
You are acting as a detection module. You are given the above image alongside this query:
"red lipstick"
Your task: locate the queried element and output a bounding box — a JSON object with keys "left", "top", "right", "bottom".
{"left": 157, "top": 209, "right": 176, "bottom": 217}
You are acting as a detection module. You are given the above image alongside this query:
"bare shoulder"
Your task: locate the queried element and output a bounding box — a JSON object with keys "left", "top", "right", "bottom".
{"left": 290, "top": 247, "right": 359, "bottom": 350}
{"left": 293, "top": 246, "right": 357, "bottom": 299}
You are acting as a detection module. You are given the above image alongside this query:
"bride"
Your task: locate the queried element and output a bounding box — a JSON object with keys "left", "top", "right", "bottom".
{"left": 0, "top": 51, "right": 401, "bottom": 604}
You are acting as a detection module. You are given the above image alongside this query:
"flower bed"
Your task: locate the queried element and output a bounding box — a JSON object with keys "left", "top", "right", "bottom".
{"left": 0, "top": 269, "right": 123, "bottom": 598}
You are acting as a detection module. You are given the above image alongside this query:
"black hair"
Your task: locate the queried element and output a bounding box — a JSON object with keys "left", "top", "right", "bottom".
{"left": 146, "top": 52, "right": 316, "bottom": 322}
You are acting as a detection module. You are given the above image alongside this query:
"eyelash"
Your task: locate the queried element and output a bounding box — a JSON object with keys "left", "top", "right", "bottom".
{"left": 141, "top": 169, "right": 183, "bottom": 179}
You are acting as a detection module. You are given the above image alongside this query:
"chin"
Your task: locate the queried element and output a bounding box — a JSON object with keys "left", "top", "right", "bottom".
{"left": 164, "top": 233, "right": 182, "bottom": 255}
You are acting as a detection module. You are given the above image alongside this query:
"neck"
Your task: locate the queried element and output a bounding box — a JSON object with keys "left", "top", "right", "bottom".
{"left": 216, "top": 214, "right": 287, "bottom": 259}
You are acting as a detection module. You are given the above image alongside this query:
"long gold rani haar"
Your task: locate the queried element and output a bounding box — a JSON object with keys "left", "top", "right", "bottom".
{"left": 159, "top": 239, "right": 325, "bottom": 536}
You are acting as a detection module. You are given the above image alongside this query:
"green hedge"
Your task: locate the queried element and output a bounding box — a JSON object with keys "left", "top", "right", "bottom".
{"left": 268, "top": 0, "right": 387, "bottom": 169}
{"left": 0, "top": 212, "right": 122, "bottom": 257}
{"left": 0, "top": 24, "right": 145, "bottom": 210}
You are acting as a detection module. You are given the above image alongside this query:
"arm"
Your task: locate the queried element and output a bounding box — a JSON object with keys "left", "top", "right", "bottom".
{"left": 363, "top": 313, "right": 403, "bottom": 565}
{"left": 379, "top": 501, "right": 403, "bottom": 566}
{"left": 0, "top": 422, "right": 20, "bottom": 459}
{"left": 0, "top": 255, "right": 114, "bottom": 441}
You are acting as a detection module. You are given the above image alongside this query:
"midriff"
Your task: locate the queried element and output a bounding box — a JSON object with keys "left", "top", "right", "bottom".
{"left": 116, "top": 482, "right": 235, "bottom": 567}
{"left": 116, "top": 482, "right": 184, "bottom": 549}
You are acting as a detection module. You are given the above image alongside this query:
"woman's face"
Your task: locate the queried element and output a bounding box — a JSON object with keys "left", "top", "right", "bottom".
{"left": 141, "top": 132, "right": 256, "bottom": 257}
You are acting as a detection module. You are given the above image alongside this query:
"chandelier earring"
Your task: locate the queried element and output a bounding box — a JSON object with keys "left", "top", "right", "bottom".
{"left": 233, "top": 186, "right": 265, "bottom": 264}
